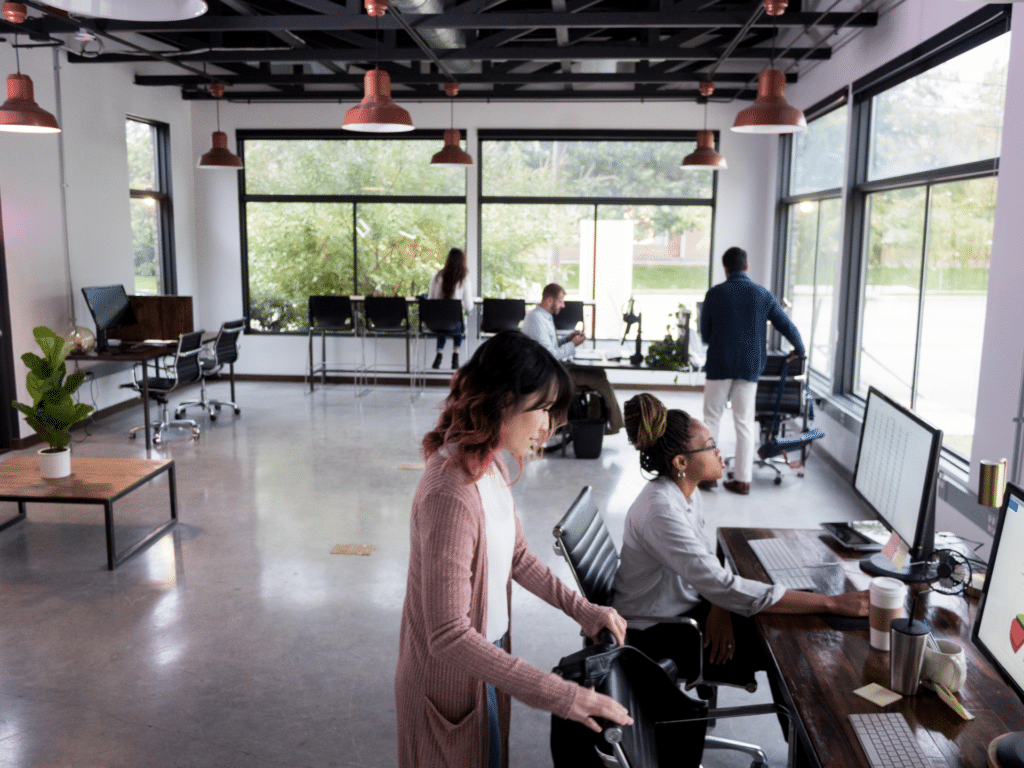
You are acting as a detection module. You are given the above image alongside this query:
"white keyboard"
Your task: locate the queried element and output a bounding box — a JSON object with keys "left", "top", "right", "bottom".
{"left": 849, "top": 712, "right": 935, "bottom": 768}
{"left": 748, "top": 537, "right": 840, "bottom": 591}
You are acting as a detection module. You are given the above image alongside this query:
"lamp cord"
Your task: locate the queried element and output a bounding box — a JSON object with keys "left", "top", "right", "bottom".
{"left": 14, "top": 32, "right": 19, "bottom": 74}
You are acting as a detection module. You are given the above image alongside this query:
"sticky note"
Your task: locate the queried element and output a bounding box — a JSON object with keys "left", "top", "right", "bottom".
{"left": 854, "top": 683, "right": 903, "bottom": 707}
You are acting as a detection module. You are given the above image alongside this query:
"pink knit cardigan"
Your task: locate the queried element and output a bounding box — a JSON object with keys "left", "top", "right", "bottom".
{"left": 394, "top": 450, "right": 611, "bottom": 768}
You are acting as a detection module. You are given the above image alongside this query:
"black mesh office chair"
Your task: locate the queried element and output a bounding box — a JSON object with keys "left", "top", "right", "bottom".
{"left": 125, "top": 330, "right": 205, "bottom": 445}
{"left": 307, "top": 295, "right": 357, "bottom": 392}
{"left": 554, "top": 299, "right": 585, "bottom": 332}
{"left": 480, "top": 298, "right": 525, "bottom": 334}
{"left": 177, "top": 319, "right": 244, "bottom": 421}
{"left": 552, "top": 487, "right": 782, "bottom": 767}
{"left": 416, "top": 298, "right": 464, "bottom": 377}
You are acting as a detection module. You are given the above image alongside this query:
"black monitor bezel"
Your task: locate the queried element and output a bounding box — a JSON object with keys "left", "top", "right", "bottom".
{"left": 81, "top": 284, "right": 138, "bottom": 350}
{"left": 852, "top": 386, "right": 943, "bottom": 561}
{"left": 972, "top": 480, "right": 1024, "bottom": 706}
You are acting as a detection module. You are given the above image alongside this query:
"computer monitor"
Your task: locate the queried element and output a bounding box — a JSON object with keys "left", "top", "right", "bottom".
{"left": 854, "top": 386, "right": 943, "bottom": 582}
{"left": 972, "top": 481, "right": 1024, "bottom": 768}
{"left": 81, "top": 284, "right": 138, "bottom": 351}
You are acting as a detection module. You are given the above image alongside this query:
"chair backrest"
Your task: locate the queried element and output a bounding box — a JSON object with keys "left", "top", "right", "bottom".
{"left": 755, "top": 376, "right": 803, "bottom": 417}
{"left": 761, "top": 352, "right": 805, "bottom": 377}
{"left": 418, "top": 298, "right": 463, "bottom": 334}
{"left": 552, "top": 643, "right": 708, "bottom": 768}
{"left": 554, "top": 300, "right": 585, "bottom": 332}
{"left": 363, "top": 296, "right": 409, "bottom": 331}
{"left": 481, "top": 298, "right": 526, "bottom": 333}
{"left": 175, "top": 330, "right": 206, "bottom": 385}
{"left": 308, "top": 295, "right": 354, "bottom": 331}
{"left": 552, "top": 487, "right": 619, "bottom": 607}
{"left": 213, "top": 318, "right": 244, "bottom": 366}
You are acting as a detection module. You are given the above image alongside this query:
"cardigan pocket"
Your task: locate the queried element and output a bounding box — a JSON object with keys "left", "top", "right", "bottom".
{"left": 423, "top": 689, "right": 477, "bottom": 732}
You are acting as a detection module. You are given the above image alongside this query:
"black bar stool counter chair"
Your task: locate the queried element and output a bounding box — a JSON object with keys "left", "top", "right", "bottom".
{"left": 415, "top": 298, "right": 464, "bottom": 385}
{"left": 480, "top": 297, "right": 525, "bottom": 335}
{"left": 358, "top": 296, "right": 413, "bottom": 396}
{"left": 177, "top": 318, "right": 244, "bottom": 421}
{"left": 307, "top": 295, "right": 357, "bottom": 392}
{"left": 123, "top": 330, "right": 205, "bottom": 445}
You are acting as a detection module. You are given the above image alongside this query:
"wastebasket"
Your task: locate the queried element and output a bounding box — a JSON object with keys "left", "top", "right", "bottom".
{"left": 570, "top": 418, "right": 605, "bottom": 459}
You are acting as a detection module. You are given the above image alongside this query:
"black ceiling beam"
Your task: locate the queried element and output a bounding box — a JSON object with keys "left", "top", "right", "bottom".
{"left": 70, "top": 44, "right": 830, "bottom": 64}
{"left": 183, "top": 86, "right": 756, "bottom": 101}
{"left": 31, "top": 11, "right": 876, "bottom": 35}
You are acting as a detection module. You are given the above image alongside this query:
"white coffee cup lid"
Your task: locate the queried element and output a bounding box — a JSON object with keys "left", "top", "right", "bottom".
{"left": 870, "top": 576, "right": 906, "bottom": 596}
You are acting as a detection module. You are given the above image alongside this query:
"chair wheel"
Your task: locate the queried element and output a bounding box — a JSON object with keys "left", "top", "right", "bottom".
{"left": 129, "top": 433, "right": 136, "bottom": 439}
{"left": 174, "top": 409, "right": 183, "bottom": 418}
{"left": 234, "top": 408, "right": 241, "bottom": 415}
{"left": 210, "top": 413, "right": 217, "bottom": 422}
{"left": 215, "top": 404, "right": 221, "bottom": 411}
{"left": 774, "top": 477, "right": 782, "bottom": 485}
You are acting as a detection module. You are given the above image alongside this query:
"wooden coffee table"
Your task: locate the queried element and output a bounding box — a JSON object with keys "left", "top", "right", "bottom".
{"left": 0, "top": 456, "right": 177, "bottom": 570}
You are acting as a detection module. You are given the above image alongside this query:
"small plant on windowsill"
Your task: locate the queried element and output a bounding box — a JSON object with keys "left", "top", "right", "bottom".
{"left": 644, "top": 304, "right": 693, "bottom": 380}
{"left": 11, "top": 326, "right": 94, "bottom": 479}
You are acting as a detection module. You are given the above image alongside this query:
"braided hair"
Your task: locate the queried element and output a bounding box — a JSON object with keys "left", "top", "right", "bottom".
{"left": 624, "top": 393, "right": 694, "bottom": 479}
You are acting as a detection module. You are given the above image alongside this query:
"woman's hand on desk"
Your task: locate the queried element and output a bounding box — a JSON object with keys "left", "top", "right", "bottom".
{"left": 565, "top": 686, "right": 634, "bottom": 733}
{"left": 826, "top": 589, "right": 870, "bottom": 617}
{"left": 765, "top": 588, "right": 870, "bottom": 615}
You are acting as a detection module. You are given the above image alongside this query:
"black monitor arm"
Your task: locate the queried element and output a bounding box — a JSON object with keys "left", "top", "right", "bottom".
{"left": 621, "top": 299, "right": 643, "bottom": 367}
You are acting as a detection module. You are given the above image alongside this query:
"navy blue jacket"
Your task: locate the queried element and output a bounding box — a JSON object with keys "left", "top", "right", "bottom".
{"left": 699, "top": 272, "right": 805, "bottom": 382}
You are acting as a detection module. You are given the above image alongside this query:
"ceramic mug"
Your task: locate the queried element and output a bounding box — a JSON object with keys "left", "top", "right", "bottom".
{"left": 921, "top": 639, "right": 967, "bottom": 693}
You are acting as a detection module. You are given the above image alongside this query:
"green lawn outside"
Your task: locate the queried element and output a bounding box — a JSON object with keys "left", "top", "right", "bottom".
{"left": 561, "top": 264, "right": 708, "bottom": 293}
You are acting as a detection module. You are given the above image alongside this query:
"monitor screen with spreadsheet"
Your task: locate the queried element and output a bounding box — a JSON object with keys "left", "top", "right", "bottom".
{"left": 853, "top": 387, "right": 942, "bottom": 567}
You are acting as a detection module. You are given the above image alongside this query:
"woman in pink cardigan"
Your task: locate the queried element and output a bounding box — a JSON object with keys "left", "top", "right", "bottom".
{"left": 395, "top": 331, "right": 632, "bottom": 768}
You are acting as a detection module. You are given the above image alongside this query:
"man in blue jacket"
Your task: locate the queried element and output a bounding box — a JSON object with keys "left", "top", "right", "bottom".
{"left": 699, "top": 247, "right": 804, "bottom": 495}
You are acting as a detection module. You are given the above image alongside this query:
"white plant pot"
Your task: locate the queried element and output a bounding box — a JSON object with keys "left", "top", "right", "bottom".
{"left": 38, "top": 447, "right": 71, "bottom": 479}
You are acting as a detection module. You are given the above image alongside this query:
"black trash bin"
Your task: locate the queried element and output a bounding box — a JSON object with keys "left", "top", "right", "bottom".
{"left": 570, "top": 418, "right": 605, "bottom": 458}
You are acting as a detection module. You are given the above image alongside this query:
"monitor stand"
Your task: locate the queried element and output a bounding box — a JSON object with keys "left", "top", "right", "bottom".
{"left": 94, "top": 328, "right": 109, "bottom": 352}
{"left": 859, "top": 552, "right": 937, "bottom": 583}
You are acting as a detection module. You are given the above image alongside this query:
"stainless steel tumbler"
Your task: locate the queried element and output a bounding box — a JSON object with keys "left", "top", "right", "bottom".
{"left": 889, "top": 618, "right": 929, "bottom": 695}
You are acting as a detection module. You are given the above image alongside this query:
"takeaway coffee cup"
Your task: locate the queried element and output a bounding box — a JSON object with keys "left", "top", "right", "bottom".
{"left": 921, "top": 639, "right": 968, "bottom": 693}
{"left": 869, "top": 576, "right": 906, "bottom": 651}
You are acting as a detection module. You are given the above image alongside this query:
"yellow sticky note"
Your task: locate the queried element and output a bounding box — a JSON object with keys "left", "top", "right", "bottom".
{"left": 854, "top": 683, "right": 903, "bottom": 707}
{"left": 933, "top": 683, "right": 974, "bottom": 721}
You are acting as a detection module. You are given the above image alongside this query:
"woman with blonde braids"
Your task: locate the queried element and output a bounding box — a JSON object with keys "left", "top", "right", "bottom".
{"left": 612, "top": 393, "right": 867, "bottom": 691}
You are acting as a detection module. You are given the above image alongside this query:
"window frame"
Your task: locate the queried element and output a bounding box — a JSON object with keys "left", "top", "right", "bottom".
{"left": 126, "top": 116, "right": 176, "bottom": 295}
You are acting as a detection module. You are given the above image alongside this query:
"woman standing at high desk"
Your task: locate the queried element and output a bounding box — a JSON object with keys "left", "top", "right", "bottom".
{"left": 428, "top": 246, "right": 474, "bottom": 370}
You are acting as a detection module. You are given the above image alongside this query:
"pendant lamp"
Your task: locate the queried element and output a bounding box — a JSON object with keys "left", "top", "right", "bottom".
{"left": 682, "top": 81, "right": 727, "bottom": 171}
{"left": 0, "top": 33, "right": 60, "bottom": 134}
{"left": 37, "top": 0, "right": 207, "bottom": 21}
{"left": 198, "top": 83, "right": 243, "bottom": 169}
{"left": 343, "top": 0, "right": 414, "bottom": 132}
{"left": 2, "top": 3, "right": 26, "bottom": 23}
{"left": 431, "top": 83, "right": 472, "bottom": 165}
{"left": 732, "top": 0, "right": 806, "bottom": 134}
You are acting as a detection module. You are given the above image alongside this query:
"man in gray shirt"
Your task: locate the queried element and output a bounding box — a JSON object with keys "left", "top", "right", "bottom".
{"left": 522, "top": 283, "right": 623, "bottom": 435}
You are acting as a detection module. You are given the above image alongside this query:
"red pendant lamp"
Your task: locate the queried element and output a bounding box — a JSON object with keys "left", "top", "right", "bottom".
{"left": 0, "top": 24, "right": 60, "bottom": 134}
{"left": 682, "top": 81, "right": 727, "bottom": 171}
{"left": 732, "top": 0, "right": 806, "bottom": 135}
{"left": 431, "top": 82, "right": 472, "bottom": 165}
{"left": 343, "top": 0, "right": 414, "bottom": 133}
{"left": 198, "top": 82, "right": 243, "bottom": 169}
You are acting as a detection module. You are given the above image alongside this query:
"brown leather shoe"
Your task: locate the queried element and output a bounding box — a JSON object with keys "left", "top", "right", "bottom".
{"left": 723, "top": 480, "right": 750, "bottom": 495}
{"left": 697, "top": 480, "right": 718, "bottom": 491}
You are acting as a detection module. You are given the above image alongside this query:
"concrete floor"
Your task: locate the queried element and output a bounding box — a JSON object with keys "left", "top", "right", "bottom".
{"left": 0, "top": 381, "right": 874, "bottom": 768}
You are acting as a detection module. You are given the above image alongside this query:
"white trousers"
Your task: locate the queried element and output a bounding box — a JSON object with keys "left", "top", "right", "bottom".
{"left": 703, "top": 378, "right": 758, "bottom": 483}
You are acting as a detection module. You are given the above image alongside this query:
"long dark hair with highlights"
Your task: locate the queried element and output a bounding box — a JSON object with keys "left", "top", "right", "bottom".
{"left": 439, "top": 247, "right": 468, "bottom": 300}
{"left": 624, "top": 393, "right": 694, "bottom": 479}
{"left": 423, "top": 331, "right": 574, "bottom": 481}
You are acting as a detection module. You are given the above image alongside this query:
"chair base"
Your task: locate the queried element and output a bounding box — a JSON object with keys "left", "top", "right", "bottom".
{"left": 130, "top": 397, "right": 200, "bottom": 445}
{"left": 178, "top": 376, "right": 241, "bottom": 422}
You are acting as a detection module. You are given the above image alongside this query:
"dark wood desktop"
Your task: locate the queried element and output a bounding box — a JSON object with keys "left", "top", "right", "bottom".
{"left": 717, "top": 527, "right": 1024, "bottom": 768}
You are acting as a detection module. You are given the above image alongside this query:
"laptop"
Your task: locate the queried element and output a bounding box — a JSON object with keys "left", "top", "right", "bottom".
{"left": 820, "top": 520, "right": 886, "bottom": 552}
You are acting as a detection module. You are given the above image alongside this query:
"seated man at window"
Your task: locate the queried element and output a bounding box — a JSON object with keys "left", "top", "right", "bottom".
{"left": 522, "top": 283, "right": 624, "bottom": 435}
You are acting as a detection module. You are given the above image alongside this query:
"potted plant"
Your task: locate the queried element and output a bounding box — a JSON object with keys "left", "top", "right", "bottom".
{"left": 11, "top": 326, "right": 94, "bottom": 479}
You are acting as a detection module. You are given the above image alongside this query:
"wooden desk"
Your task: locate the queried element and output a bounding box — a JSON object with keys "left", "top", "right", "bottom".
{"left": 717, "top": 527, "right": 1024, "bottom": 768}
{"left": 0, "top": 456, "right": 177, "bottom": 570}
{"left": 68, "top": 342, "right": 175, "bottom": 450}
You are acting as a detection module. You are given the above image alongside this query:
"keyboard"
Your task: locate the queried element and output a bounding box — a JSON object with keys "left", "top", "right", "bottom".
{"left": 849, "top": 712, "right": 936, "bottom": 768}
{"left": 748, "top": 537, "right": 841, "bottom": 591}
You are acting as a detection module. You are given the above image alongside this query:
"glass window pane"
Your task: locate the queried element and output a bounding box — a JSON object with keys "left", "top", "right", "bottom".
{"left": 126, "top": 119, "right": 156, "bottom": 190}
{"left": 868, "top": 33, "right": 1010, "bottom": 181}
{"left": 130, "top": 197, "right": 161, "bottom": 295}
{"left": 856, "top": 187, "right": 927, "bottom": 405}
{"left": 355, "top": 202, "right": 466, "bottom": 296}
{"left": 915, "top": 176, "right": 996, "bottom": 458}
{"left": 246, "top": 203, "right": 355, "bottom": 332}
{"left": 244, "top": 139, "right": 465, "bottom": 197}
{"left": 786, "top": 201, "right": 818, "bottom": 367}
{"left": 596, "top": 204, "right": 711, "bottom": 340}
{"left": 791, "top": 106, "right": 847, "bottom": 195}
{"left": 480, "top": 203, "right": 588, "bottom": 299}
{"left": 812, "top": 198, "right": 842, "bottom": 380}
{"left": 481, "top": 140, "right": 712, "bottom": 199}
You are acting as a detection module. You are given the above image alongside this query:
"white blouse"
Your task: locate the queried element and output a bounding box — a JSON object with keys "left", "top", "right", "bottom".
{"left": 476, "top": 464, "right": 516, "bottom": 642}
{"left": 428, "top": 272, "right": 474, "bottom": 315}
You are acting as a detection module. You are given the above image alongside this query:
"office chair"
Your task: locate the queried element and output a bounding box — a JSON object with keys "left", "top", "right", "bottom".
{"left": 177, "top": 319, "right": 244, "bottom": 421}
{"left": 307, "top": 295, "right": 357, "bottom": 392}
{"left": 554, "top": 299, "right": 585, "bottom": 332}
{"left": 358, "top": 296, "right": 413, "bottom": 396}
{"left": 125, "top": 330, "right": 205, "bottom": 445}
{"left": 480, "top": 297, "right": 525, "bottom": 334}
{"left": 552, "top": 487, "right": 782, "bottom": 767}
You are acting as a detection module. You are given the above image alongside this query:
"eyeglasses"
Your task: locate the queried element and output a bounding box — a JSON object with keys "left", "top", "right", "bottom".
{"left": 681, "top": 439, "right": 717, "bottom": 455}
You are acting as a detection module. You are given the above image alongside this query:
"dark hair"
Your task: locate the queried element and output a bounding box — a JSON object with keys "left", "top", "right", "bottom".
{"left": 440, "top": 248, "right": 468, "bottom": 300}
{"left": 542, "top": 283, "right": 565, "bottom": 302}
{"left": 423, "top": 331, "right": 574, "bottom": 480}
{"left": 722, "top": 247, "right": 747, "bottom": 274}
{"left": 624, "top": 393, "right": 694, "bottom": 479}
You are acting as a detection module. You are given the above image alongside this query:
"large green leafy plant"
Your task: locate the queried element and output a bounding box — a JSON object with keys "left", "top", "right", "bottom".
{"left": 11, "top": 326, "right": 94, "bottom": 450}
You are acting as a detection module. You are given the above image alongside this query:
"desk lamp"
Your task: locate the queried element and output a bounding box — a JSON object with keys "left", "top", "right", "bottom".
{"left": 621, "top": 298, "right": 643, "bottom": 367}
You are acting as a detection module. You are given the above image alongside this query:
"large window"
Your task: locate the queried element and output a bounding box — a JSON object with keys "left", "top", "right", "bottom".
{"left": 240, "top": 133, "right": 466, "bottom": 332}
{"left": 480, "top": 133, "right": 715, "bottom": 339}
{"left": 126, "top": 117, "right": 175, "bottom": 295}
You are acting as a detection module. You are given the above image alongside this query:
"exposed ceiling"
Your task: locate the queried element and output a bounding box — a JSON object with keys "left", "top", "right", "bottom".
{"left": 8, "top": 0, "right": 879, "bottom": 103}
